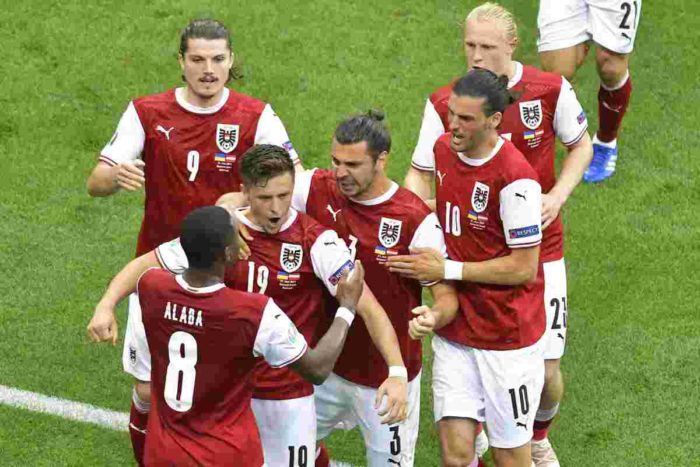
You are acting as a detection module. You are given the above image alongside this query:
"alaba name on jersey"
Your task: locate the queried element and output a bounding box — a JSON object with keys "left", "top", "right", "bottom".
{"left": 100, "top": 87, "right": 300, "bottom": 256}
{"left": 156, "top": 208, "right": 353, "bottom": 400}
{"left": 136, "top": 268, "right": 307, "bottom": 466}
{"left": 411, "top": 62, "right": 588, "bottom": 262}
{"left": 433, "top": 136, "right": 546, "bottom": 351}
{"left": 292, "top": 168, "right": 446, "bottom": 387}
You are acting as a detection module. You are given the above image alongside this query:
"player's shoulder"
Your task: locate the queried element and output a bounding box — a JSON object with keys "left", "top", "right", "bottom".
{"left": 132, "top": 88, "right": 177, "bottom": 109}
{"left": 221, "top": 287, "right": 270, "bottom": 313}
{"left": 498, "top": 139, "right": 539, "bottom": 181}
{"left": 138, "top": 267, "right": 173, "bottom": 288}
{"left": 393, "top": 186, "right": 434, "bottom": 219}
{"left": 429, "top": 79, "right": 456, "bottom": 105}
{"left": 519, "top": 65, "right": 563, "bottom": 97}
{"left": 225, "top": 88, "right": 267, "bottom": 113}
{"left": 308, "top": 168, "right": 336, "bottom": 189}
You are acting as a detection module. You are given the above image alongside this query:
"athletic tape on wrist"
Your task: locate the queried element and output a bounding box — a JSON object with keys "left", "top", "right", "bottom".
{"left": 388, "top": 365, "right": 408, "bottom": 379}
{"left": 335, "top": 307, "right": 355, "bottom": 326}
{"left": 444, "top": 260, "right": 463, "bottom": 281}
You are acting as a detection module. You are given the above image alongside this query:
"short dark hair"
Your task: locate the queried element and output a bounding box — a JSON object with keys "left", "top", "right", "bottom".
{"left": 334, "top": 110, "right": 391, "bottom": 161}
{"left": 240, "top": 144, "right": 295, "bottom": 188}
{"left": 179, "top": 19, "right": 242, "bottom": 81}
{"left": 452, "top": 69, "right": 518, "bottom": 116}
{"left": 180, "top": 206, "right": 234, "bottom": 269}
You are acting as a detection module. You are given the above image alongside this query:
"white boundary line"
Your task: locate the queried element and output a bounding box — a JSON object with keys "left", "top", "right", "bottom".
{"left": 0, "top": 384, "right": 359, "bottom": 466}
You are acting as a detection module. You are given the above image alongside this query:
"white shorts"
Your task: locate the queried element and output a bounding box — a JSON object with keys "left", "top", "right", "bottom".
{"left": 314, "top": 372, "right": 421, "bottom": 467}
{"left": 252, "top": 395, "right": 316, "bottom": 467}
{"left": 538, "top": 0, "right": 642, "bottom": 54}
{"left": 122, "top": 293, "right": 151, "bottom": 382}
{"left": 542, "top": 258, "right": 568, "bottom": 360}
{"left": 432, "top": 336, "right": 545, "bottom": 449}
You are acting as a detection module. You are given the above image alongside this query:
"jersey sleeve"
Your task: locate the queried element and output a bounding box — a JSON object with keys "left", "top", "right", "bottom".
{"left": 410, "top": 99, "right": 443, "bottom": 172}
{"left": 553, "top": 77, "right": 588, "bottom": 146}
{"left": 409, "top": 212, "right": 447, "bottom": 286}
{"left": 310, "top": 230, "right": 354, "bottom": 296}
{"left": 253, "top": 299, "right": 308, "bottom": 368}
{"left": 291, "top": 168, "right": 317, "bottom": 213}
{"left": 100, "top": 101, "right": 145, "bottom": 166}
{"left": 499, "top": 179, "right": 543, "bottom": 248}
{"left": 155, "top": 238, "right": 188, "bottom": 273}
{"left": 254, "top": 104, "right": 300, "bottom": 164}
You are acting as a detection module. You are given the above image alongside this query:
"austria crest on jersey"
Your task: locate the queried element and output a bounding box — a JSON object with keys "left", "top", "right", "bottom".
{"left": 378, "top": 217, "right": 402, "bottom": 248}
{"left": 216, "top": 124, "right": 239, "bottom": 153}
{"left": 519, "top": 100, "right": 543, "bottom": 130}
{"left": 471, "top": 182, "right": 490, "bottom": 213}
{"left": 280, "top": 243, "right": 303, "bottom": 273}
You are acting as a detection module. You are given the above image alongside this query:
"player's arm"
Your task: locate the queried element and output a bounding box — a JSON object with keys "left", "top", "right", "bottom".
{"left": 404, "top": 98, "right": 444, "bottom": 210}
{"left": 543, "top": 78, "right": 594, "bottom": 228}
{"left": 289, "top": 262, "right": 365, "bottom": 384}
{"left": 408, "top": 282, "right": 459, "bottom": 340}
{"left": 87, "top": 102, "right": 146, "bottom": 197}
{"left": 86, "top": 251, "right": 161, "bottom": 344}
{"left": 254, "top": 104, "right": 304, "bottom": 169}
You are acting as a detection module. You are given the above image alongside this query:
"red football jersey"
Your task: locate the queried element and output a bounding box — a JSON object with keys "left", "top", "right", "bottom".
{"left": 136, "top": 269, "right": 307, "bottom": 466}
{"left": 292, "top": 169, "right": 446, "bottom": 388}
{"left": 156, "top": 209, "right": 354, "bottom": 400}
{"left": 100, "top": 88, "right": 300, "bottom": 256}
{"left": 433, "top": 136, "right": 546, "bottom": 350}
{"left": 411, "top": 62, "right": 588, "bottom": 262}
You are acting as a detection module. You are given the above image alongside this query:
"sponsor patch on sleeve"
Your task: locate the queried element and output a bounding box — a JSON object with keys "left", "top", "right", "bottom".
{"left": 328, "top": 260, "right": 354, "bottom": 286}
{"left": 577, "top": 111, "right": 586, "bottom": 124}
{"left": 509, "top": 225, "right": 540, "bottom": 239}
{"left": 282, "top": 141, "right": 294, "bottom": 153}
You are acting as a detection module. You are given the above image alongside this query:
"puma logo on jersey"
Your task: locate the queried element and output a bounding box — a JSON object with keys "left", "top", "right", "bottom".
{"left": 515, "top": 421, "right": 527, "bottom": 430}
{"left": 436, "top": 170, "right": 446, "bottom": 186}
{"left": 557, "top": 332, "right": 565, "bottom": 340}
{"left": 388, "top": 460, "right": 402, "bottom": 465}
{"left": 326, "top": 205, "right": 342, "bottom": 222}
{"left": 515, "top": 192, "right": 527, "bottom": 201}
{"left": 621, "top": 32, "right": 632, "bottom": 40}
{"left": 156, "top": 125, "right": 175, "bottom": 140}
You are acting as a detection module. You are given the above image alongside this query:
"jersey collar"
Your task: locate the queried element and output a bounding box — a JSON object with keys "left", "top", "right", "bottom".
{"left": 508, "top": 61, "right": 523, "bottom": 89}
{"left": 175, "top": 87, "right": 230, "bottom": 114}
{"left": 175, "top": 274, "right": 225, "bottom": 293}
{"left": 457, "top": 137, "right": 505, "bottom": 167}
{"left": 234, "top": 207, "right": 298, "bottom": 233}
{"left": 350, "top": 181, "right": 399, "bottom": 206}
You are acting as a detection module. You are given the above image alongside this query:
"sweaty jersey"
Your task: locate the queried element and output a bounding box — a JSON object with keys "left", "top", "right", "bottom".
{"left": 135, "top": 268, "right": 307, "bottom": 467}
{"left": 156, "top": 208, "right": 353, "bottom": 400}
{"left": 411, "top": 62, "right": 588, "bottom": 262}
{"left": 100, "top": 87, "right": 300, "bottom": 256}
{"left": 293, "top": 169, "right": 446, "bottom": 387}
{"left": 433, "top": 136, "right": 546, "bottom": 350}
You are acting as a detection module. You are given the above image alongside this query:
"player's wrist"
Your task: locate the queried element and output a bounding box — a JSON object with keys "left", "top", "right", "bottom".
{"left": 335, "top": 306, "right": 355, "bottom": 326}
{"left": 444, "top": 260, "right": 463, "bottom": 281}
{"left": 388, "top": 365, "right": 408, "bottom": 379}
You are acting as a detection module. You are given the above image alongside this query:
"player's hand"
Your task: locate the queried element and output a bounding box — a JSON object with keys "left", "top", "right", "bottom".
{"left": 336, "top": 261, "right": 365, "bottom": 310}
{"left": 408, "top": 305, "right": 436, "bottom": 340}
{"left": 216, "top": 192, "right": 253, "bottom": 259}
{"left": 87, "top": 302, "right": 119, "bottom": 345}
{"left": 114, "top": 160, "right": 145, "bottom": 192}
{"left": 375, "top": 376, "right": 408, "bottom": 424}
{"left": 541, "top": 193, "right": 564, "bottom": 230}
{"left": 386, "top": 247, "right": 445, "bottom": 282}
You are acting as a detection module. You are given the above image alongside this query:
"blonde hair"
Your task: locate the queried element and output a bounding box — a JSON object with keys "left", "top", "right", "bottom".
{"left": 466, "top": 2, "right": 519, "bottom": 46}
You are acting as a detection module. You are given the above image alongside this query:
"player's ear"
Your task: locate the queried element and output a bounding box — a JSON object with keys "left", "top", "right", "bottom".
{"left": 178, "top": 53, "right": 186, "bottom": 71}
{"left": 489, "top": 111, "right": 503, "bottom": 130}
{"left": 376, "top": 151, "right": 388, "bottom": 169}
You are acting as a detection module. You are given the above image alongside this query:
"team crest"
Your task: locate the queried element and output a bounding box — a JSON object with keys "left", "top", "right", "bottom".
{"left": 280, "top": 243, "right": 303, "bottom": 273}
{"left": 519, "top": 100, "right": 542, "bottom": 130}
{"left": 216, "top": 124, "right": 239, "bottom": 153}
{"left": 378, "top": 217, "right": 402, "bottom": 248}
{"left": 471, "top": 182, "right": 490, "bottom": 213}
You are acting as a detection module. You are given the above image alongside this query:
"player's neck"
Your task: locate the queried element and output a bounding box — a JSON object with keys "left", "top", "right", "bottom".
{"left": 506, "top": 60, "right": 517, "bottom": 81}
{"left": 183, "top": 87, "right": 225, "bottom": 109}
{"left": 462, "top": 132, "right": 500, "bottom": 160}
{"left": 351, "top": 174, "right": 393, "bottom": 202}
{"left": 183, "top": 267, "right": 225, "bottom": 288}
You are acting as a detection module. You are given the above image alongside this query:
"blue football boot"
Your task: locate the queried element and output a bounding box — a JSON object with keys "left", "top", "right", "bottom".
{"left": 583, "top": 142, "right": 617, "bottom": 183}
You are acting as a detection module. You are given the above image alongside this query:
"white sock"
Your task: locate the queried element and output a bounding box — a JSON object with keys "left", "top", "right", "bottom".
{"left": 593, "top": 134, "right": 617, "bottom": 149}
{"left": 536, "top": 403, "right": 559, "bottom": 422}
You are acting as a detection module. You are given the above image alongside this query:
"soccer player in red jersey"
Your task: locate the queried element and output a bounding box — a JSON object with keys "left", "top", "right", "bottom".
{"left": 538, "top": 0, "right": 641, "bottom": 182}
{"left": 389, "top": 70, "right": 546, "bottom": 467}
{"left": 131, "top": 205, "right": 365, "bottom": 466}
{"left": 85, "top": 19, "right": 302, "bottom": 463}
{"left": 403, "top": 4, "right": 592, "bottom": 464}
{"left": 88, "top": 145, "right": 409, "bottom": 466}
{"left": 288, "top": 111, "right": 458, "bottom": 466}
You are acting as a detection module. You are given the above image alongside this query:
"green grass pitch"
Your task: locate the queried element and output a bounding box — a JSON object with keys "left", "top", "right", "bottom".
{"left": 1, "top": 0, "right": 698, "bottom": 465}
